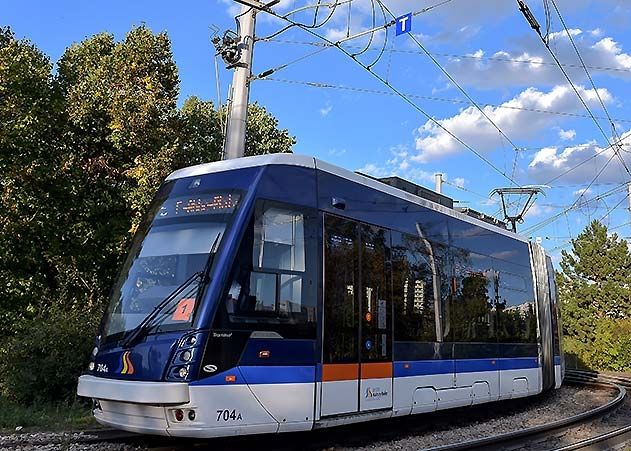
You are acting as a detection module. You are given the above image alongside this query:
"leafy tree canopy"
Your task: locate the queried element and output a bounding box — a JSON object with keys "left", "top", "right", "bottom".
{"left": 0, "top": 25, "right": 294, "bottom": 402}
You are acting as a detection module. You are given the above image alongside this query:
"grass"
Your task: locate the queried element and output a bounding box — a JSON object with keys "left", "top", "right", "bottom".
{"left": 0, "top": 397, "right": 97, "bottom": 433}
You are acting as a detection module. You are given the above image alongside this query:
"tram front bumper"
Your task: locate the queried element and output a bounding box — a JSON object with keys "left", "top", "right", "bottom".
{"left": 77, "top": 375, "right": 190, "bottom": 404}
{"left": 78, "top": 375, "right": 192, "bottom": 436}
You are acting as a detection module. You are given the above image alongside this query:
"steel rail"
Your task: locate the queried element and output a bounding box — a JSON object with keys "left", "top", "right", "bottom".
{"left": 423, "top": 370, "right": 629, "bottom": 451}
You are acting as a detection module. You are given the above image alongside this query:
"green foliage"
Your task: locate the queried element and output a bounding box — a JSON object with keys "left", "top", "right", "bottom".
{"left": 0, "top": 309, "right": 99, "bottom": 404}
{"left": 0, "top": 25, "right": 295, "bottom": 406}
{"left": 558, "top": 220, "right": 631, "bottom": 372}
{"left": 0, "top": 397, "right": 94, "bottom": 432}
{"left": 244, "top": 103, "right": 297, "bottom": 156}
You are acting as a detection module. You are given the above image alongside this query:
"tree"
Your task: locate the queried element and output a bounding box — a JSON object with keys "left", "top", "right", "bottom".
{"left": 557, "top": 220, "right": 631, "bottom": 345}
{"left": 126, "top": 99, "right": 295, "bottom": 225}
{"left": 0, "top": 25, "right": 296, "bottom": 403}
{"left": 0, "top": 27, "right": 64, "bottom": 335}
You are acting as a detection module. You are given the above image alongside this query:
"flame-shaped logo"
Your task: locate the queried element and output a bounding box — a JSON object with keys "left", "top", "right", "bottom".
{"left": 120, "top": 351, "right": 135, "bottom": 375}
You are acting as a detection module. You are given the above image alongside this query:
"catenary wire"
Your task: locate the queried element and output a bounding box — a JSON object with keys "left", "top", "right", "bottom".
{"left": 258, "top": 77, "right": 631, "bottom": 125}
{"left": 255, "top": 0, "right": 452, "bottom": 81}
{"left": 549, "top": 0, "right": 631, "bottom": 177}
{"left": 522, "top": 181, "right": 628, "bottom": 235}
{"left": 263, "top": 38, "right": 631, "bottom": 75}
{"left": 258, "top": 7, "right": 521, "bottom": 187}
{"left": 518, "top": 0, "right": 631, "bottom": 180}
{"left": 261, "top": 76, "right": 631, "bottom": 185}
{"left": 374, "top": 0, "right": 524, "bottom": 164}
{"left": 260, "top": 76, "right": 631, "bottom": 191}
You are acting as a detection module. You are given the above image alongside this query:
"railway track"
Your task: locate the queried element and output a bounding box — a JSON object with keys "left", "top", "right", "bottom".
{"left": 435, "top": 370, "right": 631, "bottom": 451}
{"left": 3, "top": 371, "right": 630, "bottom": 450}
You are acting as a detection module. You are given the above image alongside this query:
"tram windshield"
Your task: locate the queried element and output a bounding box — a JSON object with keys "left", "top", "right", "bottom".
{"left": 101, "top": 187, "right": 241, "bottom": 343}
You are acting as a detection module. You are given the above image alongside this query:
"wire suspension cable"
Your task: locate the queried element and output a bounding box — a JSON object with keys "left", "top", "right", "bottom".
{"left": 265, "top": 38, "right": 631, "bottom": 74}
{"left": 549, "top": 0, "right": 631, "bottom": 177}
{"left": 517, "top": 0, "right": 631, "bottom": 180}
{"left": 258, "top": 5, "right": 520, "bottom": 186}
{"left": 375, "top": 0, "right": 523, "bottom": 162}
{"left": 260, "top": 77, "right": 631, "bottom": 190}
{"left": 522, "top": 180, "right": 628, "bottom": 235}
{"left": 260, "top": 76, "right": 631, "bottom": 125}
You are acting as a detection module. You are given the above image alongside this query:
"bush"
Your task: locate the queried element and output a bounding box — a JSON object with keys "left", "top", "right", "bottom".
{"left": 0, "top": 308, "right": 99, "bottom": 404}
{"left": 563, "top": 318, "right": 631, "bottom": 373}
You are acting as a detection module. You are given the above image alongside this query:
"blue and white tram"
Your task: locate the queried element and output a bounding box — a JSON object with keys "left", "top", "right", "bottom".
{"left": 77, "top": 153, "right": 564, "bottom": 437}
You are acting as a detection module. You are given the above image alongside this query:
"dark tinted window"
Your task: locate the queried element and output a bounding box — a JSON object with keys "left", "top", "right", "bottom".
{"left": 392, "top": 231, "right": 437, "bottom": 343}
{"left": 323, "top": 215, "right": 358, "bottom": 363}
{"left": 214, "top": 200, "right": 317, "bottom": 338}
{"left": 449, "top": 250, "right": 497, "bottom": 343}
{"left": 360, "top": 225, "right": 392, "bottom": 362}
{"left": 494, "top": 259, "right": 537, "bottom": 344}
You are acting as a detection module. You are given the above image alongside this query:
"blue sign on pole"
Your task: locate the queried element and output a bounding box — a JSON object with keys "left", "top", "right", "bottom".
{"left": 395, "top": 12, "right": 412, "bottom": 36}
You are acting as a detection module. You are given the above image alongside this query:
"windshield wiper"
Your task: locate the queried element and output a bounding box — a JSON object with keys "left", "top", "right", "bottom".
{"left": 121, "top": 272, "right": 201, "bottom": 348}
{"left": 120, "top": 233, "right": 223, "bottom": 349}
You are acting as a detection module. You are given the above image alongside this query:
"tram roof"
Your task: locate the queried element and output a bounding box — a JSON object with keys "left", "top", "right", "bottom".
{"left": 166, "top": 153, "right": 528, "bottom": 243}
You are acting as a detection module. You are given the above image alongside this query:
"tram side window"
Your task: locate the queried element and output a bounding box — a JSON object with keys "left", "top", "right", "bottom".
{"left": 218, "top": 200, "right": 316, "bottom": 335}
{"left": 496, "top": 267, "right": 537, "bottom": 344}
{"left": 323, "top": 216, "right": 358, "bottom": 363}
{"left": 449, "top": 251, "right": 496, "bottom": 343}
{"left": 392, "top": 231, "right": 437, "bottom": 343}
{"left": 253, "top": 207, "right": 305, "bottom": 272}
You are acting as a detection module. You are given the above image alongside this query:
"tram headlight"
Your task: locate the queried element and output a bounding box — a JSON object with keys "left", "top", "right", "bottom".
{"left": 88, "top": 362, "right": 95, "bottom": 372}
{"left": 167, "top": 331, "right": 206, "bottom": 381}
{"left": 180, "top": 350, "right": 192, "bottom": 362}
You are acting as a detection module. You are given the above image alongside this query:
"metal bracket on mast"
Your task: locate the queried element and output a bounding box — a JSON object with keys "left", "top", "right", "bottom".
{"left": 234, "top": 0, "right": 280, "bottom": 12}
{"left": 490, "top": 186, "right": 546, "bottom": 233}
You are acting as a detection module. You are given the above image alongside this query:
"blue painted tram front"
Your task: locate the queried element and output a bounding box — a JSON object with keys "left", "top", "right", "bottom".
{"left": 78, "top": 154, "right": 564, "bottom": 437}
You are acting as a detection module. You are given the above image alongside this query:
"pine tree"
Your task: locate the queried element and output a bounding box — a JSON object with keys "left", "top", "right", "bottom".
{"left": 557, "top": 220, "right": 631, "bottom": 344}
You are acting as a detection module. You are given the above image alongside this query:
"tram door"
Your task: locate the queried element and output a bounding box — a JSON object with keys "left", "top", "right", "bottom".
{"left": 321, "top": 215, "right": 393, "bottom": 417}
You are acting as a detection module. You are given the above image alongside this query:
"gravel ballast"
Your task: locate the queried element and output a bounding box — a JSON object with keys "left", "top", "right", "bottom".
{"left": 335, "top": 385, "right": 616, "bottom": 451}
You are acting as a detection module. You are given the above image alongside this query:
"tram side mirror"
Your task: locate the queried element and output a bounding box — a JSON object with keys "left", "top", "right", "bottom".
{"left": 331, "top": 197, "right": 346, "bottom": 210}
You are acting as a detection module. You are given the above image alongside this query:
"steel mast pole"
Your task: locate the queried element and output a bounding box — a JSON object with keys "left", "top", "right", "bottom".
{"left": 224, "top": 4, "right": 257, "bottom": 160}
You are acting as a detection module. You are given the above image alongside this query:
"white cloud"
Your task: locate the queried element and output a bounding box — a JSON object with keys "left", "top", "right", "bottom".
{"left": 558, "top": 128, "right": 576, "bottom": 141}
{"left": 413, "top": 84, "right": 612, "bottom": 162}
{"left": 527, "top": 130, "right": 631, "bottom": 184}
{"left": 320, "top": 105, "right": 333, "bottom": 117}
{"left": 218, "top": 0, "right": 240, "bottom": 16}
{"left": 524, "top": 203, "right": 553, "bottom": 219}
{"left": 357, "top": 146, "right": 465, "bottom": 190}
{"left": 573, "top": 187, "right": 592, "bottom": 197}
{"left": 445, "top": 29, "right": 631, "bottom": 89}
{"left": 328, "top": 148, "right": 346, "bottom": 157}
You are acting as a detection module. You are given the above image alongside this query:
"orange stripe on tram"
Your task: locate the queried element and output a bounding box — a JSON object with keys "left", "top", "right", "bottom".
{"left": 321, "top": 363, "right": 359, "bottom": 382}
{"left": 360, "top": 362, "right": 393, "bottom": 379}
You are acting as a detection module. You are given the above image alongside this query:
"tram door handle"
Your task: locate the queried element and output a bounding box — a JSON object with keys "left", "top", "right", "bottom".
{"left": 258, "top": 350, "right": 271, "bottom": 359}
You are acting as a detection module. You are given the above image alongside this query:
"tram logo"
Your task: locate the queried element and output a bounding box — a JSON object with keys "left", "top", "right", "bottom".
{"left": 119, "top": 351, "right": 135, "bottom": 375}
{"left": 203, "top": 364, "right": 218, "bottom": 373}
{"left": 365, "top": 387, "right": 388, "bottom": 400}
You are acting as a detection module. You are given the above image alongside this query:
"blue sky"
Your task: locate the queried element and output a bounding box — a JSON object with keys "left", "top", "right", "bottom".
{"left": 5, "top": 0, "right": 631, "bottom": 261}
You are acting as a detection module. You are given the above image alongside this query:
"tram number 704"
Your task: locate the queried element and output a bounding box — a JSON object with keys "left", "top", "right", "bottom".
{"left": 216, "top": 409, "right": 243, "bottom": 422}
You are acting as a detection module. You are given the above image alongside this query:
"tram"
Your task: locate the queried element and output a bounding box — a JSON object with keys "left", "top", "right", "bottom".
{"left": 77, "top": 153, "right": 564, "bottom": 437}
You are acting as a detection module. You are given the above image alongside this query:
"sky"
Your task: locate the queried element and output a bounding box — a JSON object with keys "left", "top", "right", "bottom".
{"left": 4, "top": 0, "right": 631, "bottom": 263}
